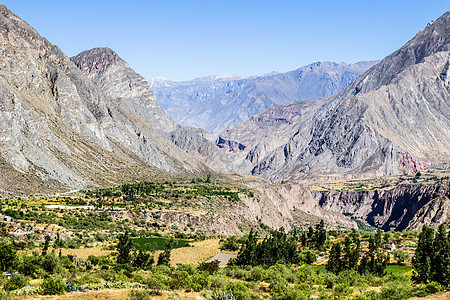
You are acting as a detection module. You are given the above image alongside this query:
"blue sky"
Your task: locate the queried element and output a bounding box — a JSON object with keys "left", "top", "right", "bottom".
{"left": 2, "top": 0, "right": 448, "bottom": 81}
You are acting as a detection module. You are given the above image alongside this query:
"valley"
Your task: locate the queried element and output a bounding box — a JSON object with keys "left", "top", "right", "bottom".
{"left": 0, "top": 2, "right": 448, "bottom": 299}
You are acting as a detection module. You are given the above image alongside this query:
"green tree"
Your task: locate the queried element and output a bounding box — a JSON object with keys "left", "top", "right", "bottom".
{"left": 0, "top": 242, "right": 16, "bottom": 271}
{"left": 133, "top": 250, "right": 154, "bottom": 270}
{"left": 157, "top": 249, "right": 171, "bottom": 267}
{"left": 327, "top": 242, "right": 342, "bottom": 274}
{"left": 157, "top": 238, "right": 174, "bottom": 267}
{"left": 342, "top": 236, "right": 360, "bottom": 270}
{"left": 412, "top": 225, "right": 435, "bottom": 284}
{"left": 235, "top": 229, "right": 258, "bottom": 266}
{"left": 116, "top": 232, "right": 133, "bottom": 264}
{"left": 363, "top": 230, "right": 388, "bottom": 276}
{"left": 41, "top": 276, "right": 65, "bottom": 295}
{"left": 42, "top": 235, "right": 51, "bottom": 256}
{"left": 314, "top": 220, "right": 327, "bottom": 250}
{"left": 431, "top": 224, "right": 450, "bottom": 287}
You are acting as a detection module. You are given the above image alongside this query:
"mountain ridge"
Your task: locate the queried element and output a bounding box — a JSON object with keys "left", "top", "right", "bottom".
{"left": 218, "top": 11, "right": 450, "bottom": 183}
{"left": 0, "top": 4, "right": 213, "bottom": 193}
{"left": 151, "top": 60, "right": 378, "bottom": 138}
{"left": 71, "top": 47, "right": 237, "bottom": 173}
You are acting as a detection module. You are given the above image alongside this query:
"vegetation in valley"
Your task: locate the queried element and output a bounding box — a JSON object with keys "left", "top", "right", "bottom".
{"left": 0, "top": 181, "right": 447, "bottom": 299}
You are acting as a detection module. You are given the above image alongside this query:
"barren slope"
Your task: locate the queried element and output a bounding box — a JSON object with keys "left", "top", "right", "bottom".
{"left": 219, "top": 12, "right": 450, "bottom": 183}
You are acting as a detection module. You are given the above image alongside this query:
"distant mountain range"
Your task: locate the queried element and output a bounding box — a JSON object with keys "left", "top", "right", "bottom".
{"left": 151, "top": 61, "right": 378, "bottom": 138}
{"left": 218, "top": 12, "right": 450, "bottom": 182}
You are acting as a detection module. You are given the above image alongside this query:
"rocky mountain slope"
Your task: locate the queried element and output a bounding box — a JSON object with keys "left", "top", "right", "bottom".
{"left": 71, "top": 48, "right": 236, "bottom": 173}
{"left": 151, "top": 61, "right": 377, "bottom": 138}
{"left": 0, "top": 4, "right": 214, "bottom": 194}
{"left": 219, "top": 12, "right": 450, "bottom": 182}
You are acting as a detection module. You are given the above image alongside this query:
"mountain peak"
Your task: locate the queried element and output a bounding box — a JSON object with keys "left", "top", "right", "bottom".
{"left": 350, "top": 11, "right": 450, "bottom": 95}
{"left": 71, "top": 47, "right": 123, "bottom": 75}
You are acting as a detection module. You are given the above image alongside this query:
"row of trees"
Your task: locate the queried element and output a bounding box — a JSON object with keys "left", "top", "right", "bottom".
{"left": 413, "top": 224, "right": 449, "bottom": 287}
{"left": 235, "top": 229, "right": 301, "bottom": 266}
{"left": 298, "top": 220, "right": 327, "bottom": 250}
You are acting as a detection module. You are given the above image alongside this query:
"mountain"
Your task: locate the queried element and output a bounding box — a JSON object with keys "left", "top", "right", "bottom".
{"left": 71, "top": 48, "right": 236, "bottom": 173}
{"left": 150, "top": 61, "right": 378, "bottom": 138}
{"left": 0, "top": 4, "right": 213, "bottom": 194}
{"left": 218, "top": 12, "right": 450, "bottom": 182}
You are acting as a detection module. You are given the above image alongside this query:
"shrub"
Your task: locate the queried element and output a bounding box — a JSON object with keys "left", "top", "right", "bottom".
{"left": 198, "top": 260, "right": 220, "bottom": 274}
{"left": 209, "top": 275, "right": 228, "bottom": 289}
{"left": 299, "top": 250, "right": 317, "bottom": 264}
{"left": 392, "top": 249, "right": 409, "bottom": 265}
{"left": 220, "top": 237, "right": 240, "bottom": 251}
{"left": 333, "top": 283, "right": 353, "bottom": 298}
{"left": 4, "top": 274, "right": 28, "bottom": 291}
{"left": 41, "top": 276, "right": 65, "bottom": 295}
{"left": 42, "top": 253, "right": 59, "bottom": 274}
{"left": 246, "top": 266, "right": 266, "bottom": 282}
{"left": 128, "top": 289, "right": 152, "bottom": 300}
{"left": 424, "top": 281, "right": 442, "bottom": 294}
{"left": 145, "top": 273, "right": 170, "bottom": 294}
{"left": 226, "top": 281, "right": 251, "bottom": 300}
{"left": 211, "top": 289, "right": 238, "bottom": 300}
{"left": 379, "top": 281, "right": 413, "bottom": 300}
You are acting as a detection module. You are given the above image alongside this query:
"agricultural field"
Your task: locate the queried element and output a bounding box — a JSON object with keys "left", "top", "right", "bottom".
{"left": 306, "top": 168, "right": 450, "bottom": 192}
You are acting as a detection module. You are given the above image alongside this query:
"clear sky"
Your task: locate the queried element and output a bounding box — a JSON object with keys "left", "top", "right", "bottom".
{"left": 1, "top": 0, "right": 448, "bottom": 81}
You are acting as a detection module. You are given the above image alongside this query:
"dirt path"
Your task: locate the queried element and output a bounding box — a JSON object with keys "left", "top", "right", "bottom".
{"left": 205, "top": 252, "right": 237, "bottom": 266}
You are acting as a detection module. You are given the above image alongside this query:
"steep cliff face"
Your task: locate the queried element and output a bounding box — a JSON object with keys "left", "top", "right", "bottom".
{"left": 151, "top": 61, "right": 377, "bottom": 138}
{"left": 0, "top": 4, "right": 212, "bottom": 193}
{"left": 71, "top": 48, "right": 178, "bottom": 136}
{"left": 315, "top": 182, "right": 450, "bottom": 231}
{"left": 218, "top": 12, "right": 450, "bottom": 182}
{"left": 71, "top": 48, "right": 236, "bottom": 173}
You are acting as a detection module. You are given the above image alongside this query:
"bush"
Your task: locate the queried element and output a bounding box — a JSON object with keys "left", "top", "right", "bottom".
{"left": 392, "top": 249, "right": 409, "bottom": 265}
{"left": 128, "top": 289, "right": 152, "bottom": 300}
{"left": 299, "top": 250, "right": 317, "bottom": 264}
{"left": 246, "top": 266, "right": 266, "bottom": 282}
{"left": 424, "top": 281, "right": 442, "bottom": 294}
{"left": 270, "top": 278, "right": 309, "bottom": 300}
{"left": 41, "top": 276, "right": 65, "bottom": 295}
{"left": 211, "top": 289, "right": 238, "bottom": 300}
{"left": 333, "top": 283, "right": 353, "bottom": 298}
{"left": 198, "top": 260, "right": 220, "bottom": 274}
{"left": 4, "top": 274, "right": 28, "bottom": 291}
{"left": 145, "top": 273, "right": 170, "bottom": 294}
{"left": 220, "top": 237, "right": 240, "bottom": 251}
{"left": 226, "top": 281, "right": 251, "bottom": 300}
{"left": 379, "top": 282, "right": 413, "bottom": 300}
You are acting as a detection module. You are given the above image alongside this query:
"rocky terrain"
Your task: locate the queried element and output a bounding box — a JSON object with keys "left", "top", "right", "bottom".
{"left": 151, "top": 61, "right": 377, "bottom": 138}
{"left": 0, "top": 2, "right": 448, "bottom": 233}
{"left": 219, "top": 12, "right": 450, "bottom": 183}
{"left": 71, "top": 48, "right": 236, "bottom": 173}
{"left": 0, "top": 4, "right": 213, "bottom": 194}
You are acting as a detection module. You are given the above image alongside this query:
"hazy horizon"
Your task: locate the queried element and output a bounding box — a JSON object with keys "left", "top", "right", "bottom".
{"left": 2, "top": 0, "right": 448, "bottom": 81}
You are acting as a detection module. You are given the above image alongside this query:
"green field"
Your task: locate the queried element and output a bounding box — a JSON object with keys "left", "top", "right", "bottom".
{"left": 131, "top": 237, "right": 190, "bottom": 251}
{"left": 386, "top": 264, "right": 412, "bottom": 274}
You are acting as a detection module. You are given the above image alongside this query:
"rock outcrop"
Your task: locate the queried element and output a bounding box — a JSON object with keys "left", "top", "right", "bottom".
{"left": 315, "top": 182, "right": 450, "bottom": 231}
{"left": 151, "top": 61, "right": 377, "bottom": 138}
{"left": 219, "top": 12, "right": 450, "bottom": 182}
{"left": 71, "top": 48, "right": 236, "bottom": 173}
{"left": 0, "top": 4, "right": 211, "bottom": 193}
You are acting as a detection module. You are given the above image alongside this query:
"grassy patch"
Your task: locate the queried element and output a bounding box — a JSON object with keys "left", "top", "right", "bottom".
{"left": 386, "top": 264, "right": 412, "bottom": 274}
{"left": 131, "top": 237, "right": 190, "bottom": 251}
